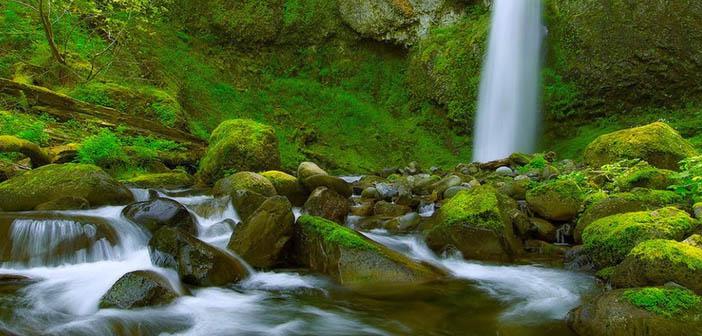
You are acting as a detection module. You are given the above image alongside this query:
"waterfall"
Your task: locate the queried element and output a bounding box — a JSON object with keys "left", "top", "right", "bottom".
{"left": 473, "top": 0, "right": 544, "bottom": 162}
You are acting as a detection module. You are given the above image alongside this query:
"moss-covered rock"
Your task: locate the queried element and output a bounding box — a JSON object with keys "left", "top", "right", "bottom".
{"left": 228, "top": 196, "right": 295, "bottom": 268}
{"left": 124, "top": 172, "right": 194, "bottom": 190}
{"left": 583, "top": 122, "right": 697, "bottom": 170}
{"left": 526, "top": 179, "right": 585, "bottom": 221}
{"left": 612, "top": 240, "right": 702, "bottom": 294}
{"left": 0, "top": 135, "right": 50, "bottom": 167}
{"left": 567, "top": 287, "right": 702, "bottom": 336}
{"left": 297, "top": 162, "right": 328, "bottom": 181}
{"left": 34, "top": 196, "right": 89, "bottom": 211}
{"left": 148, "top": 227, "right": 248, "bottom": 286}
{"left": 301, "top": 174, "right": 352, "bottom": 198}
{"left": 292, "top": 215, "right": 445, "bottom": 287}
{"left": 0, "top": 164, "right": 133, "bottom": 212}
{"left": 231, "top": 189, "right": 269, "bottom": 223}
{"left": 198, "top": 120, "right": 281, "bottom": 185}
{"left": 122, "top": 198, "right": 198, "bottom": 235}
{"left": 373, "top": 201, "right": 411, "bottom": 217}
{"left": 260, "top": 170, "right": 307, "bottom": 206}
{"left": 303, "top": 187, "right": 350, "bottom": 224}
{"left": 574, "top": 189, "right": 685, "bottom": 243}
{"left": 212, "top": 171, "right": 277, "bottom": 197}
{"left": 614, "top": 162, "right": 677, "bottom": 192}
{"left": 582, "top": 207, "right": 699, "bottom": 267}
{"left": 424, "top": 186, "right": 522, "bottom": 262}
{"left": 99, "top": 270, "right": 180, "bottom": 310}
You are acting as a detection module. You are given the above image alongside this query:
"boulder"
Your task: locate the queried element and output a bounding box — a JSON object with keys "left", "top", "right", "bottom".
{"left": 148, "top": 227, "right": 248, "bottom": 286}
{"left": 383, "top": 212, "right": 422, "bottom": 233}
{"left": 611, "top": 239, "right": 702, "bottom": 294}
{"left": 529, "top": 218, "right": 557, "bottom": 243}
{"left": 525, "top": 180, "right": 585, "bottom": 221}
{"left": 614, "top": 162, "right": 677, "bottom": 191}
{"left": 373, "top": 201, "right": 411, "bottom": 217}
{"left": 0, "top": 135, "right": 51, "bottom": 167}
{"left": 212, "top": 171, "right": 277, "bottom": 197}
{"left": 122, "top": 198, "right": 197, "bottom": 235}
{"left": 567, "top": 287, "right": 702, "bottom": 336}
{"left": 303, "top": 187, "right": 350, "bottom": 224}
{"left": 301, "top": 174, "right": 352, "bottom": 198}
{"left": 0, "top": 164, "right": 133, "bottom": 212}
{"left": 297, "top": 162, "right": 328, "bottom": 181}
{"left": 584, "top": 122, "right": 697, "bottom": 170}
{"left": 350, "top": 201, "right": 375, "bottom": 217}
{"left": 292, "top": 215, "right": 445, "bottom": 287}
{"left": 228, "top": 196, "right": 295, "bottom": 268}
{"left": 424, "top": 186, "right": 522, "bottom": 262}
{"left": 99, "top": 270, "right": 179, "bottom": 309}
{"left": 582, "top": 207, "right": 699, "bottom": 267}
{"left": 197, "top": 119, "right": 281, "bottom": 185}
{"left": 124, "top": 172, "right": 195, "bottom": 189}
{"left": 231, "top": 189, "right": 269, "bottom": 223}
{"left": 260, "top": 170, "right": 308, "bottom": 206}
{"left": 430, "top": 175, "right": 462, "bottom": 198}
{"left": 34, "top": 196, "right": 89, "bottom": 211}
{"left": 361, "top": 187, "right": 381, "bottom": 200}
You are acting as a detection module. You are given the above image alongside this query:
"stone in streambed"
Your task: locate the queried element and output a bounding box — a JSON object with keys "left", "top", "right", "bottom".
{"left": 34, "top": 196, "right": 90, "bottom": 211}
{"left": 302, "top": 174, "right": 352, "bottom": 198}
{"left": 526, "top": 179, "right": 584, "bottom": 221}
{"left": 297, "top": 162, "right": 328, "bottom": 181}
{"left": 260, "top": 170, "right": 308, "bottom": 207}
{"left": 99, "top": 270, "right": 179, "bottom": 309}
{"left": 124, "top": 171, "right": 195, "bottom": 189}
{"left": 231, "top": 189, "right": 269, "bottom": 223}
{"left": 213, "top": 171, "right": 277, "bottom": 197}
{"left": 373, "top": 201, "right": 411, "bottom": 217}
{"left": 122, "top": 198, "right": 197, "bottom": 235}
{"left": 303, "top": 187, "right": 350, "bottom": 224}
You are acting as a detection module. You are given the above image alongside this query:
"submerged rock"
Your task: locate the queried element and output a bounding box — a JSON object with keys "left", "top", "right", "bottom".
{"left": 424, "top": 186, "right": 522, "bottom": 262}
{"left": 584, "top": 122, "right": 697, "bottom": 170}
{"left": 292, "top": 215, "right": 445, "bottom": 287}
{"left": 0, "top": 163, "right": 133, "bottom": 212}
{"left": 260, "top": 170, "right": 308, "bottom": 206}
{"left": 148, "top": 227, "right": 248, "bottom": 286}
{"left": 526, "top": 179, "right": 584, "bottom": 221}
{"left": 122, "top": 198, "right": 197, "bottom": 235}
{"left": 228, "top": 196, "right": 295, "bottom": 268}
{"left": 99, "top": 270, "right": 179, "bottom": 310}
{"left": 303, "top": 187, "right": 350, "bottom": 224}
{"left": 197, "top": 119, "right": 281, "bottom": 185}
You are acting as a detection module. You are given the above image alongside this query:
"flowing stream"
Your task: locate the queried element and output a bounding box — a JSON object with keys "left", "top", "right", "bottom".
{"left": 0, "top": 189, "right": 596, "bottom": 335}
{"left": 473, "top": 0, "right": 544, "bottom": 162}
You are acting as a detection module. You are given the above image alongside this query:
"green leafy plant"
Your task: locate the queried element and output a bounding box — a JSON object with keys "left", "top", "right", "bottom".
{"left": 77, "top": 128, "right": 126, "bottom": 167}
{"left": 669, "top": 156, "right": 702, "bottom": 202}
{"left": 517, "top": 154, "right": 547, "bottom": 174}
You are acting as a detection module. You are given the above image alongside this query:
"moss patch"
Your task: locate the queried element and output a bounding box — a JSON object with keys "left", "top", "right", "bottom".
{"left": 297, "top": 215, "right": 378, "bottom": 252}
{"left": 629, "top": 239, "right": 702, "bottom": 271}
{"left": 434, "top": 186, "right": 504, "bottom": 232}
{"left": 624, "top": 287, "right": 702, "bottom": 318}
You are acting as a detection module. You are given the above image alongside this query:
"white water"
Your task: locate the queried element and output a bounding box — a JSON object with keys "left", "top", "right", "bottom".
{"left": 473, "top": 0, "right": 544, "bottom": 162}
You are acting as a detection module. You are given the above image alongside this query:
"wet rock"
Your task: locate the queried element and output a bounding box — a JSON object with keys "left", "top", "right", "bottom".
{"left": 231, "top": 189, "right": 269, "bottom": 223}
{"left": 260, "top": 170, "right": 308, "bottom": 206}
{"left": 0, "top": 163, "right": 133, "bottom": 212}
{"left": 361, "top": 187, "right": 381, "bottom": 200}
{"left": 302, "top": 174, "right": 352, "bottom": 198}
{"left": 213, "top": 171, "right": 277, "bottom": 198}
{"left": 564, "top": 245, "right": 595, "bottom": 272}
{"left": 99, "top": 270, "right": 179, "bottom": 309}
{"left": 228, "top": 196, "right": 295, "bottom": 268}
{"left": 384, "top": 212, "right": 421, "bottom": 233}
{"left": 35, "top": 196, "right": 90, "bottom": 211}
{"left": 357, "top": 175, "right": 384, "bottom": 190}
{"left": 149, "top": 227, "right": 248, "bottom": 286}
{"left": 529, "top": 218, "right": 557, "bottom": 243}
{"left": 350, "top": 202, "right": 375, "bottom": 217}
{"left": 373, "top": 201, "right": 411, "bottom": 217}
{"left": 526, "top": 180, "right": 584, "bottom": 221}
{"left": 374, "top": 182, "right": 398, "bottom": 201}
{"left": 303, "top": 187, "right": 350, "bottom": 224}
{"left": 292, "top": 215, "right": 445, "bottom": 288}
{"left": 430, "top": 175, "right": 462, "bottom": 198}
{"left": 197, "top": 119, "right": 281, "bottom": 185}
{"left": 124, "top": 171, "right": 195, "bottom": 190}
{"left": 443, "top": 185, "right": 470, "bottom": 199}
{"left": 122, "top": 198, "right": 197, "bottom": 235}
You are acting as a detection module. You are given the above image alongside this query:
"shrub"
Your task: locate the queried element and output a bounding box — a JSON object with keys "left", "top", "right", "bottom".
{"left": 78, "top": 129, "right": 126, "bottom": 167}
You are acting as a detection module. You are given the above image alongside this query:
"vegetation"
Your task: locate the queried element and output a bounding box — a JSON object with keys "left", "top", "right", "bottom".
{"left": 624, "top": 287, "right": 702, "bottom": 318}
{"left": 297, "top": 215, "right": 379, "bottom": 251}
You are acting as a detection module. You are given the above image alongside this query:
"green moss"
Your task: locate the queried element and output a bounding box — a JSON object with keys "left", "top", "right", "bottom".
{"left": 435, "top": 186, "right": 505, "bottom": 231}
{"left": 298, "top": 215, "right": 379, "bottom": 251}
{"left": 615, "top": 162, "right": 677, "bottom": 191}
{"left": 624, "top": 287, "right": 702, "bottom": 318}
{"left": 213, "top": 171, "right": 277, "bottom": 197}
{"left": 0, "top": 111, "right": 49, "bottom": 145}
{"left": 583, "top": 207, "right": 699, "bottom": 267}
{"left": 125, "top": 172, "right": 194, "bottom": 189}
{"left": 596, "top": 266, "right": 616, "bottom": 281}
{"left": 630, "top": 239, "right": 702, "bottom": 271}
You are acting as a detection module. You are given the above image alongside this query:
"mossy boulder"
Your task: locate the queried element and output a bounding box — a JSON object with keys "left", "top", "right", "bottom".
{"left": 583, "top": 122, "right": 697, "bottom": 170}
{"left": 0, "top": 164, "right": 133, "bottom": 212}
{"left": 198, "top": 119, "right": 281, "bottom": 185}
{"left": 231, "top": 190, "right": 269, "bottom": 223}
{"left": 34, "top": 196, "right": 89, "bottom": 211}
{"left": 614, "top": 162, "right": 677, "bottom": 192}
{"left": 0, "top": 135, "right": 50, "bottom": 167}
{"left": 122, "top": 198, "right": 197, "bottom": 235}
{"left": 567, "top": 287, "right": 702, "bottom": 336}
{"left": 301, "top": 174, "right": 352, "bottom": 198}
{"left": 582, "top": 207, "right": 699, "bottom": 267}
{"left": 124, "top": 172, "right": 194, "bottom": 190}
{"left": 292, "top": 215, "right": 445, "bottom": 287}
{"left": 148, "top": 227, "right": 248, "bottom": 286}
{"left": 228, "top": 196, "right": 295, "bottom": 268}
{"left": 574, "top": 189, "right": 685, "bottom": 243}
{"left": 297, "top": 162, "right": 328, "bottom": 181}
{"left": 260, "top": 170, "right": 307, "bottom": 206}
{"left": 424, "top": 186, "right": 522, "bottom": 262}
{"left": 303, "top": 187, "right": 350, "bottom": 224}
{"left": 212, "top": 172, "right": 277, "bottom": 197}
{"left": 526, "top": 180, "right": 585, "bottom": 221}
{"left": 373, "top": 201, "right": 411, "bottom": 217}
{"left": 99, "top": 271, "right": 180, "bottom": 310}
{"left": 612, "top": 239, "right": 702, "bottom": 294}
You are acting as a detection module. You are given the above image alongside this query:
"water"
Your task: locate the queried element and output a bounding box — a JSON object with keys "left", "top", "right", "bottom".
{"left": 0, "top": 190, "right": 596, "bottom": 335}
{"left": 473, "top": 0, "right": 544, "bottom": 162}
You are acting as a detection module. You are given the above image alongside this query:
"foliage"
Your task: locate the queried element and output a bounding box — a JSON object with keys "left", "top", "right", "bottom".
{"left": 0, "top": 111, "right": 49, "bottom": 145}
{"left": 77, "top": 128, "right": 126, "bottom": 167}
{"left": 517, "top": 154, "right": 547, "bottom": 174}
{"left": 669, "top": 156, "right": 702, "bottom": 202}
{"left": 624, "top": 287, "right": 701, "bottom": 318}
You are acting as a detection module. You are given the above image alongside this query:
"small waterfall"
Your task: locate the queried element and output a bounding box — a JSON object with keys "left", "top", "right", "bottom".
{"left": 473, "top": 0, "right": 544, "bottom": 162}
{"left": 555, "top": 223, "right": 572, "bottom": 245}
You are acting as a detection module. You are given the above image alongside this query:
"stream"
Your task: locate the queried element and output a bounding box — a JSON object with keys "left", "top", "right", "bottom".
{"left": 0, "top": 188, "right": 597, "bottom": 335}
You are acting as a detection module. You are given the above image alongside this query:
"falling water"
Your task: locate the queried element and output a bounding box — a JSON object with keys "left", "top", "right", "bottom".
{"left": 473, "top": 0, "right": 544, "bottom": 162}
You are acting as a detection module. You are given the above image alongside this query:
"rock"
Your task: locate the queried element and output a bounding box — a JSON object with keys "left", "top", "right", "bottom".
{"left": 529, "top": 218, "right": 557, "bottom": 243}
{"left": 357, "top": 175, "right": 384, "bottom": 190}
{"left": 0, "top": 135, "right": 51, "bottom": 167}
{"left": 430, "top": 175, "right": 462, "bottom": 198}
{"left": 124, "top": 172, "right": 195, "bottom": 189}
{"left": 228, "top": 196, "right": 294, "bottom": 268}
{"left": 297, "top": 162, "right": 328, "bottom": 181}
{"left": 34, "top": 196, "right": 89, "bottom": 211}
{"left": 584, "top": 122, "right": 697, "bottom": 170}
{"left": 694, "top": 202, "right": 702, "bottom": 219}
{"left": 684, "top": 234, "right": 702, "bottom": 249}
{"left": 523, "top": 240, "right": 568, "bottom": 260}
{"left": 99, "top": 270, "right": 179, "bottom": 309}
{"left": 614, "top": 162, "right": 677, "bottom": 191}
{"left": 148, "top": 227, "right": 248, "bottom": 286}
{"left": 260, "top": 170, "right": 308, "bottom": 206}
{"left": 384, "top": 212, "right": 421, "bottom": 233}
{"left": 47, "top": 143, "right": 79, "bottom": 164}
{"left": 574, "top": 189, "right": 684, "bottom": 243}
{"left": 292, "top": 215, "right": 445, "bottom": 287}
{"left": 411, "top": 174, "right": 441, "bottom": 195}
{"left": 373, "top": 201, "right": 411, "bottom": 217}
{"left": 0, "top": 164, "right": 133, "bottom": 212}
{"left": 567, "top": 288, "right": 702, "bottom": 336}
{"left": 564, "top": 245, "right": 595, "bottom": 272}
{"left": 374, "top": 182, "right": 398, "bottom": 201}
{"left": 443, "top": 185, "right": 470, "bottom": 199}
{"left": 231, "top": 189, "right": 269, "bottom": 223}
{"left": 582, "top": 207, "right": 699, "bottom": 267}
{"left": 197, "top": 119, "right": 281, "bottom": 185}
{"left": 122, "top": 198, "right": 197, "bottom": 235}
{"left": 495, "top": 166, "right": 513, "bottom": 176}
{"left": 303, "top": 187, "right": 350, "bottom": 224}
{"left": 424, "top": 186, "right": 522, "bottom": 262}
{"left": 361, "top": 187, "right": 381, "bottom": 200}
{"left": 611, "top": 239, "right": 702, "bottom": 294}
{"left": 301, "top": 174, "right": 352, "bottom": 198}
{"left": 212, "top": 171, "right": 277, "bottom": 197}
{"left": 350, "top": 202, "right": 374, "bottom": 217}
{"left": 526, "top": 180, "right": 584, "bottom": 221}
